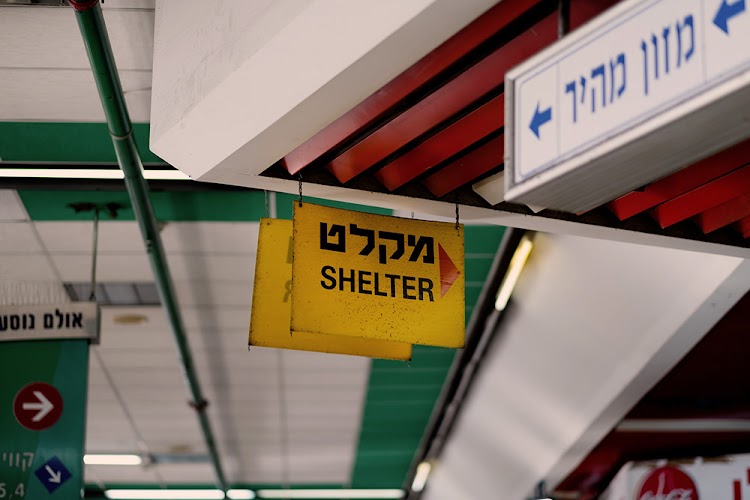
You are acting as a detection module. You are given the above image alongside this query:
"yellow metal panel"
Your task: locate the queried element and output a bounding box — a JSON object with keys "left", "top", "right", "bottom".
{"left": 291, "top": 204, "right": 465, "bottom": 348}
{"left": 249, "top": 218, "right": 412, "bottom": 360}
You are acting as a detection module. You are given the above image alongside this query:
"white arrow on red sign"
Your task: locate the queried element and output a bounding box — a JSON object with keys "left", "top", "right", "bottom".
{"left": 23, "top": 391, "right": 54, "bottom": 422}
{"left": 14, "top": 382, "right": 63, "bottom": 431}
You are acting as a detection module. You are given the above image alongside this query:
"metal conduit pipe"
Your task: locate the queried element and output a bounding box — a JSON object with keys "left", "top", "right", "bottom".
{"left": 68, "top": 1, "right": 229, "bottom": 492}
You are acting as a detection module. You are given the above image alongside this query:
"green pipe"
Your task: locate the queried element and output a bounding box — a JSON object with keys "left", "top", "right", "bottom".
{"left": 70, "top": 1, "right": 228, "bottom": 492}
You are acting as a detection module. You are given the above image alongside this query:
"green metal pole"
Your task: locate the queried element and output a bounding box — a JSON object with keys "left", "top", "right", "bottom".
{"left": 69, "top": 1, "right": 228, "bottom": 492}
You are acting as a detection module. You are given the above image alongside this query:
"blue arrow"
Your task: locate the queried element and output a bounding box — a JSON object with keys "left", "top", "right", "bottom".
{"left": 714, "top": 0, "right": 746, "bottom": 34}
{"left": 529, "top": 102, "right": 552, "bottom": 139}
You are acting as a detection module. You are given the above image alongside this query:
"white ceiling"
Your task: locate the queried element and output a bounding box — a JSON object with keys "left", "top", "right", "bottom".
{"left": 0, "top": 190, "right": 370, "bottom": 486}
{"left": 0, "top": 1, "right": 154, "bottom": 122}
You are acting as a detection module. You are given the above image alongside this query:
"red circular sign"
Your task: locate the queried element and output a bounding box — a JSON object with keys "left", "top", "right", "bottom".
{"left": 13, "top": 382, "right": 63, "bottom": 431}
{"left": 637, "top": 466, "right": 699, "bottom": 500}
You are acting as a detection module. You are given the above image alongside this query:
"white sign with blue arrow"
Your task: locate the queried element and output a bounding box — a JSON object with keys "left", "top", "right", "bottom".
{"left": 505, "top": 0, "right": 750, "bottom": 213}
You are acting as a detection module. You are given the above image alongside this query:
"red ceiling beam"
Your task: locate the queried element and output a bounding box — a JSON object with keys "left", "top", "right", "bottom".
{"left": 373, "top": 0, "right": 621, "bottom": 196}
{"left": 422, "top": 135, "right": 504, "bottom": 198}
{"left": 280, "top": 0, "right": 544, "bottom": 176}
{"left": 694, "top": 192, "right": 750, "bottom": 234}
{"left": 651, "top": 165, "right": 750, "bottom": 228}
{"left": 608, "top": 137, "right": 750, "bottom": 220}
{"left": 374, "top": 95, "right": 504, "bottom": 191}
{"left": 326, "top": 14, "right": 558, "bottom": 184}
{"left": 569, "top": 0, "right": 621, "bottom": 26}
{"left": 375, "top": 1, "right": 624, "bottom": 197}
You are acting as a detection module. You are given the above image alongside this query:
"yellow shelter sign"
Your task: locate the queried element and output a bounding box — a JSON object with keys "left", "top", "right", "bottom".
{"left": 291, "top": 204, "right": 465, "bottom": 348}
{"left": 249, "top": 218, "right": 411, "bottom": 360}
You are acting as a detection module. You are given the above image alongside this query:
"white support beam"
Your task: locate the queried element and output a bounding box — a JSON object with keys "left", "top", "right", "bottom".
{"left": 200, "top": 171, "right": 750, "bottom": 260}
{"left": 150, "top": 0, "right": 497, "bottom": 180}
{"left": 420, "top": 234, "right": 750, "bottom": 500}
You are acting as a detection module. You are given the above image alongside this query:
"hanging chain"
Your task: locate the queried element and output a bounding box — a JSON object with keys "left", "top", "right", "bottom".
{"left": 455, "top": 202, "right": 460, "bottom": 230}
{"left": 264, "top": 190, "right": 270, "bottom": 218}
{"left": 89, "top": 208, "right": 100, "bottom": 302}
{"left": 298, "top": 174, "right": 303, "bottom": 206}
{"left": 558, "top": 0, "right": 570, "bottom": 39}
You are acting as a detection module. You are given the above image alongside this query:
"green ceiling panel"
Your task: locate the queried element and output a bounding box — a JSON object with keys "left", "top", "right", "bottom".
{"left": 0, "top": 122, "right": 164, "bottom": 164}
{"left": 465, "top": 225, "right": 506, "bottom": 254}
{"left": 367, "top": 368, "right": 451, "bottom": 387}
{"left": 275, "top": 193, "right": 391, "bottom": 219}
{"left": 465, "top": 257, "right": 496, "bottom": 282}
{"left": 18, "top": 189, "right": 267, "bottom": 222}
{"left": 354, "top": 451, "right": 414, "bottom": 468}
{"left": 466, "top": 287, "right": 482, "bottom": 308}
{"left": 357, "top": 438, "right": 424, "bottom": 453}
{"left": 365, "top": 380, "right": 444, "bottom": 401}
{"left": 349, "top": 466, "right": 412, "bottom": 489}
{"left": 17, "top": 190, "right": 394, "bottom": 223}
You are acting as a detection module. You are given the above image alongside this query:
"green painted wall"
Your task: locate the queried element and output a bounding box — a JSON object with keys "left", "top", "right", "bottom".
{"left": 0, "top": 340, "right": 89, "bottom": 499}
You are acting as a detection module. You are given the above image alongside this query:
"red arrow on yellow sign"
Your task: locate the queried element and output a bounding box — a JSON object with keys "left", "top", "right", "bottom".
{"left": 291, "top": 203, "right": 465, "bottom": 348}
{"left": 438, "top": 243, "right": 460, "bottom": 298}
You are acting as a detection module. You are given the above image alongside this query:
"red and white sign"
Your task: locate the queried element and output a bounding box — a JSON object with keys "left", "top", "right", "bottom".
{"left": 13, "top": 382, "right": 63, "bottom": 431}
{"left": 601, "top": 454, "right": 750, "bottom": 500}
{"left": 637, "top": 466, "right": 699, "bottom": 500}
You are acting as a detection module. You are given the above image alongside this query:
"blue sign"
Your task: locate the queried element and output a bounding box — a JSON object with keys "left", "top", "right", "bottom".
{"left": 34, "top": 457, "right": 72, "bottom": 494}
{"left": 713, "top": 0, "right": 746, "bottom": 34}
{"left": 506, "top": 0, "right": 750, "bottom": 211}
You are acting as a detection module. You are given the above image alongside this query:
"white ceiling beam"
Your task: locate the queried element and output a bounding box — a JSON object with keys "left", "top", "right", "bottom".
{"left": 150, "top": 0, "right": 498, "bottom": 179}
{"left": 422, "top": 234, "right": 750, "bottom": 499}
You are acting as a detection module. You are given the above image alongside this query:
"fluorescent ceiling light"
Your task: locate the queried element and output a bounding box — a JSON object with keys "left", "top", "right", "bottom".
{"left": 84, "top": 454, "right": 143, "bottom": 466}
{"left": 411, "top": 461, "right": 432, "bottom": 492}
{"left": 495, "top": 234, "right": 534, "bottom": 311}
{"left": 0, "top": 168, "right": 190, "bottom": 180}
{"left": 104, "top": 489, "right": 255, "bottom": 499}
{"left": 227, "top": 491, "right": 256, "bottom": 500}
{"left": 256, "top": 490, "right": 405, "bottom": 499}
{"left": 105, "top": 490, "right": 225, "bottom": 499}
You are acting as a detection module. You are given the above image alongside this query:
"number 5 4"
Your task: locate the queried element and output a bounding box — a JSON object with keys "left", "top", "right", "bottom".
{"left": 0, "top": 483, "right": 25, "bottom": 498}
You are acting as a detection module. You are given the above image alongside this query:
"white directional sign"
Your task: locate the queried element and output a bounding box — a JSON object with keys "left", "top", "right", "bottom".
{"left": 0, "top": 303, "right": 100, "bottom": 343}
{"left": 505, "top": 0, "right": 750, "bottom": 212}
